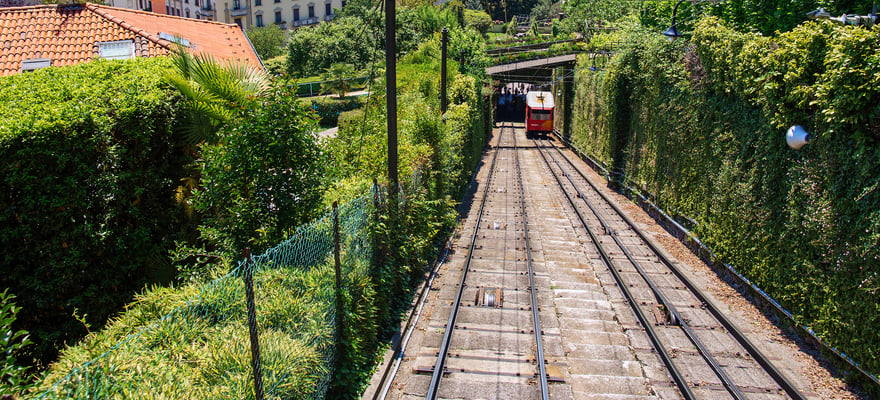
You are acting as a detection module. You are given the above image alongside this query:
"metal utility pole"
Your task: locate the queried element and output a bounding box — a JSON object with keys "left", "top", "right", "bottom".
{"left": 385, "top": 0, "right": 398, "bottom": 197}
{"left": 440, "top": 27, "right": 448, "bottom": 113}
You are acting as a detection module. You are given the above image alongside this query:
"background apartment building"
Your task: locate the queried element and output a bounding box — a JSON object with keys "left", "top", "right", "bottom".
{"left": 198, "top": 0, "right": 345, "bottom": 29}
{"left": 104, "top": 0, "right": 202, "bottom": 19}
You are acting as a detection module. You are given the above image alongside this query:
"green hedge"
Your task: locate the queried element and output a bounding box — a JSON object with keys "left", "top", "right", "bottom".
{"left": 0, "top": 58, "right": 191, "bottom": 366}
{"left": 309, "top": 96, "right": 368, "bottom": 127}
{"left": 560, "top": 18, "right": 880, "bottom": 384}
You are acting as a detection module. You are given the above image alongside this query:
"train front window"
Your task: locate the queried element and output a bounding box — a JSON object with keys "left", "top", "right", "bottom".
{"left": 531, "top": 110, "right": 552, "bottom": 120}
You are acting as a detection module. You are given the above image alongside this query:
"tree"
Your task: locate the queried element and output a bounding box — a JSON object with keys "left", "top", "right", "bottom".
{"left": 287, "top": 16, "right": 379, "bottom": 77}
{"left": 192, "top": 84, "right": 325, "bottom": 256}
{"left": 506, "top": 15, "right": 518, "bottom": 35}
{"left": 165, "top": 46, "right": 269, "bottom": 144}
{"left": 529, "top": 0, "right": 558, "bottom": 21}
{"left": 246, "top": 24, "right": 288, "bottom": 60}
{"left": 321, "top": 63, "right": 357, "bottom": 98}
{"left": 464, "top": 9, "right": 492, "bottom": 34}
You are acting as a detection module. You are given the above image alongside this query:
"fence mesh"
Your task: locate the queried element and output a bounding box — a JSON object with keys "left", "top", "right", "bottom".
{"left": 32, "top": 194, "right": 374, "bottom": 400}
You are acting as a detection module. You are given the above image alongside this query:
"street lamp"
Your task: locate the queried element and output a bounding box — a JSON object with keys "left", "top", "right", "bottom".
{"left": 786, "top": 125, "right": 812, "bottom": 150}
{"left": 663, "top": 0, "right": 686, "bottom": 40}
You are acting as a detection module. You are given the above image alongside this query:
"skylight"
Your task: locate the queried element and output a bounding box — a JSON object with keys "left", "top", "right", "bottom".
{"left": 158, "top": 33, "right": 191, "bottom": 48}
{"left": 98, "top": 40, "right": 135, "bottom": 60}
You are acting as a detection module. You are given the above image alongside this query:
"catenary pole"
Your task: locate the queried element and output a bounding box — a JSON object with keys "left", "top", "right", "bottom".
{"left": 385, "top": 0, "right": 398, "bottom": 197}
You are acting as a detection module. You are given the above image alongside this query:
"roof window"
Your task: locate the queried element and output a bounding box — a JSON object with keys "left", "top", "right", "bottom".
{"left": 21, "top": 58, "right": 51, "bottom": 73}
{"left": 158, "top": 33, "right": 192, "bottom": 48}
{"left": 98, "top": 40, "right": 135, "bottom": 60}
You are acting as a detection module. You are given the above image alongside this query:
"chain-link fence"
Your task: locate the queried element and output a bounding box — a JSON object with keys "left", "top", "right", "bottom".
{"left": 33, "top": 194, "right": 374, "bottom": 400}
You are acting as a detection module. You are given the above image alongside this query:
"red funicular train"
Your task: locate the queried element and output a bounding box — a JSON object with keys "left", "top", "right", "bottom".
{"left": 525, "top": 91, "right": 554, "bottom": 135}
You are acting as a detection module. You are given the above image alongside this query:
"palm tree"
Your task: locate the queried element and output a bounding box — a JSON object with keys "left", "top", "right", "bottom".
{"left": 320, "top": 63, "right": 356, "bottom": 99}
{"left": 165, "top": 44, "right": 269, "bottom": 144}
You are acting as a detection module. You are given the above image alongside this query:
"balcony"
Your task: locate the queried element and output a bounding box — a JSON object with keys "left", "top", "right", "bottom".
{"left": 302, "top": 16, "right": 318, "bottom": 25}
{"left": 198, "top": 7, "right": 214, "bottom": 17}
{"left": 230, "top": 5, "right": 249, "bottom": 16}
{"left": 274, "top": 21, "right": 286, "bottom": 29}
{"left": 323, "top": 13, "right": 333, "bottom": 21}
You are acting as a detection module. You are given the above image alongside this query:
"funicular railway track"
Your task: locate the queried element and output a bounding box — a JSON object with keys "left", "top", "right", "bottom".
{"left": 424, "top": 123, "right": 550, "bottom": 400}
{"left": 531, "top": 135, "right": 808, "bottom": 400}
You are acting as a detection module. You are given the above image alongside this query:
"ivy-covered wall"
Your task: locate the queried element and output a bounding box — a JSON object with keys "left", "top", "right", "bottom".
{"left": 0, "top": 58, "right": 191, "bottom": 366}
{"left": 559, "top": 18, "right": 879, "bottom": 380}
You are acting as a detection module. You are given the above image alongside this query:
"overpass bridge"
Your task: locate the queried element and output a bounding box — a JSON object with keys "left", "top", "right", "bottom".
{"left": 485, "top": 53, "right": 578, "bottom": 83}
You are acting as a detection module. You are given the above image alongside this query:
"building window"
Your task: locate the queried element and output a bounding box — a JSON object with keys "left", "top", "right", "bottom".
{"left": 255, "top": 0, "right": 261, "bottom": 5}
{"left": 256, "top": 14, "right": 263, "bottom": 26}
{"left": 21, "top": 58, "right": 51, "bottom": 73}
{"left": 293, "top": 7, "right": 299, "bottom": 20}
{"left": 341, "top": 0, "right": 346, "bottom": 7}
{"left": 184, "top": 0, "right": 188, "bottom": 4}
{"left": 325, "top": 3, "right": 331, "bottom": 16}
{"left": 233, "top": 0, "right": 240, "bottom": 9}
{"left": 97, "top": 40, "right": 134, "bottom": 60}
{"left": 195, "top": 0, "right": 199, "bottom": 6}
{"left": 308, "top": 5, "right": 314, "bottom": 18}
{"left": 235, "top": 18, "right": 242, "bottom": 28}
{"left": 275, "top": 11, "right": 282, "bottom": 23}
{"left": 185, "top": 8, "right": 190, "bottom": 17}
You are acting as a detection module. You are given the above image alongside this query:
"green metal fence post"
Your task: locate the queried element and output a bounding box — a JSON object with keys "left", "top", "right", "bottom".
{"left": 333, "top": 201, "right": 345, "bottom": 357}
{"left": 243, "top": 248, "right": 264, "bottom": 400}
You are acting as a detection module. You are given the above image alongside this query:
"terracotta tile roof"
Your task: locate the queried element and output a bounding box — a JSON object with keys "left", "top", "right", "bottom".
{"left": 0, "top": 3, "right": 261, "bottom": 76}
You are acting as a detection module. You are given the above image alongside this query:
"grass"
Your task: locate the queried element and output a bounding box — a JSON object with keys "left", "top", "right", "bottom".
{"left": 34, "top": 263, "right": 341, "bottom": 399}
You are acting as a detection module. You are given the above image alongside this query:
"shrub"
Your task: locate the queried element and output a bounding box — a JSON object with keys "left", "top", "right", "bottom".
{"left": 263, "top": 54, "right": 288, "bottom": 76}
{"left": 191, "top": 83, "right": 325, "bottom": 257}
{"left": 310, "top": 96, "right": 368, "bottom": 127}
{"left": 287, "top": 16, "right": 380, "bottom": 78}
{"left": 246, "top": 24, "right": 288, "bottom": 60}
{"left": 0, "top": 290, "right": 32, "bottom": 396}
{"left": 0, "top": 58, "right": 191, "bottom": 366}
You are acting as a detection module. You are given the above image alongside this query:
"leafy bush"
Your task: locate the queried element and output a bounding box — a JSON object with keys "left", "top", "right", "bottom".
{"left": 287, "top": 16, "right": 381, "bottom": 78}
{"left": 310, "top": 96, "right": 368, "bottom": 127}
{"left": 562, "top": 18, "right": 880, "bottom": 383}
{"left": 1, "top": 290, "right": 32, "bottom": 396}
{"left": 263, "top": 54, "right": 288, "bottom": 76}
{"left": 192, "top": 83, "right": 325, "bottom": 257}
{"left": 246, "top": 24, "right": 288, "bottom": 60}
{"left": 464, "top": 9, "right": 492, "bottom": 34}
{"left": 0, "top": 58, "right": 191, "bottom": 366}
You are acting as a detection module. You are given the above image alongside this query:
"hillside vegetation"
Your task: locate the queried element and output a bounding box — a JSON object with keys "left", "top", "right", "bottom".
{"left": 25, "top": 29, "right": 489, "bottom": 398}
{"left": 558, "top": 18, "right": 880, "bottom": 384}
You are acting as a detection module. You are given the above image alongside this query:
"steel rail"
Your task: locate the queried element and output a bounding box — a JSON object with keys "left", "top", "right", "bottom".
{"left": 427, "top": 124, "right": 549, "bottom": 400}
{"left": 545, "top": 138, "right": 808, "bottom": 400}
{"left": 513, "top": 128, "right": 550, "bottom": 399}
{"left": 374, "top": 134, "right": 487, "bottom": 400}
{"left": 425, "top": 125, "right": 504, "bottom": 399}
{"left": 538, "top": 141, "right": 746, "bottom": 399}
{"left": 528, "top": 137, "right": 697, "bottom": 400}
